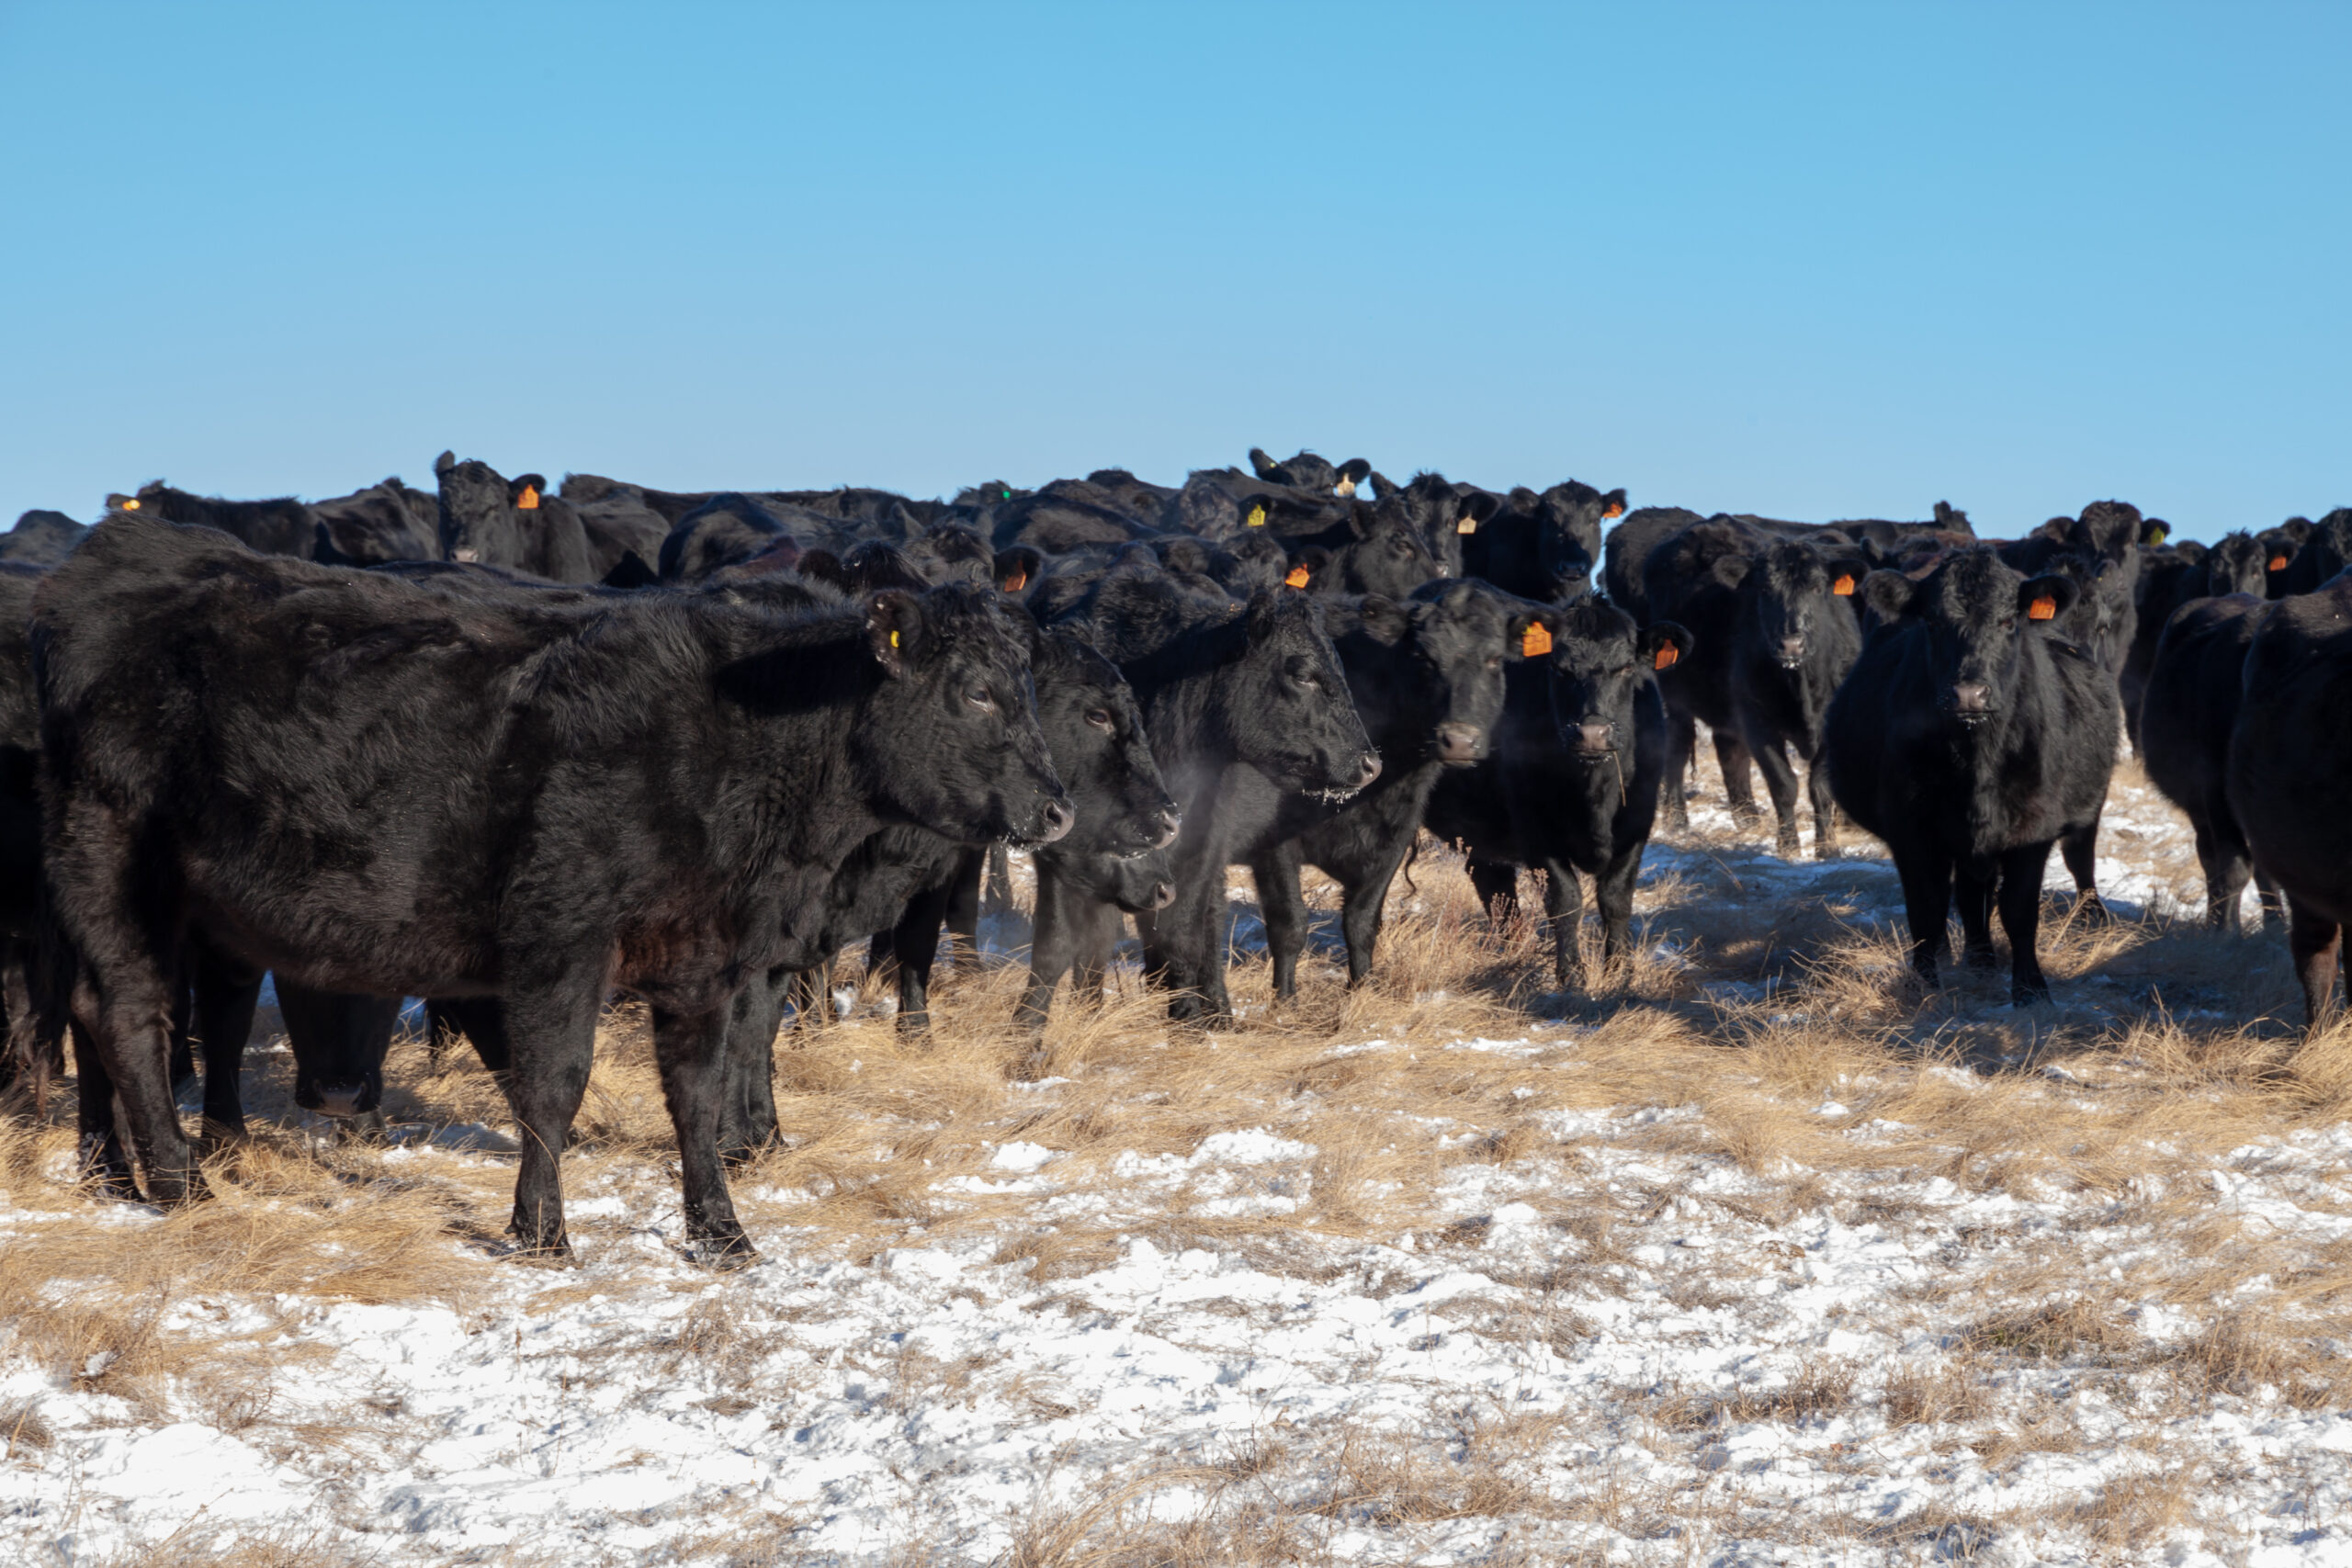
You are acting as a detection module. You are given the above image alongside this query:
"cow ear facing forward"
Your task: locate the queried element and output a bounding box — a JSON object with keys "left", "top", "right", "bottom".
{"left": 1600, "top": 488, "right": 1628, "bottom": 521}
{"left": 511, "top": 473, "right": 548, "bottom": 510}
{"left": 1639, "top": 622, "right": 1692, "bottom": 671}
{"left": 1509, "top": 606, "right": 1562, "bottom": 660}
{"left": 2018, "top": 574, "right": 2081, "bottom": 626}
{"left": 865, "top": 589, "right": 925, "bottom": 679}
{"left": 1861, "top": 570, "right": 1917, "bottom": 624}
{"left": 1710, "top": 553, "right": 1752, "bottom": 591}
{"left": 1358, "top": 593, "right": 1412, "bottom": 647}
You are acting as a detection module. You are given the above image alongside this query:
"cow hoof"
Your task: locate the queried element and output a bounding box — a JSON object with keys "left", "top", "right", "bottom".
{"left": 684, "top": 1229, "right": 759, "bottom": 1270}
{"left": 2011, "top": 985, "right": 2052, "bottom": 1009}
{"left": 1776, "top": 834, "right": 1803, "bottom": 859}
{"left": 78, "top": 1162, "right": 141, "bottom": 1201}
{"left": 143, "top": 1171, "right": 213, "bottom": 1207}
{"left": 2073, "top": 895, "right": 2112, "bottom": 927}
{"left": 1813, "top": 840, "right": 1839, "bottom": 862}
{"left": 1962, "top": 948, "right": 1999, "bottom": 974}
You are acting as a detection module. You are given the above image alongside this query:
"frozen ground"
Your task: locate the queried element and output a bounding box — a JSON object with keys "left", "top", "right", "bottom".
{"left": 3, "top": 755, "right": 2349, "bottom": 1566}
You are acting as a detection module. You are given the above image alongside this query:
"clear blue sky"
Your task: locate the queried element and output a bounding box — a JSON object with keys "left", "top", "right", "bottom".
{"left": 4, "top": 2, "right": 2345, "bottom": 541}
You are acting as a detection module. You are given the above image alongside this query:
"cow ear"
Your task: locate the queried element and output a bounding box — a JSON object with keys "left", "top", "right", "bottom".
{"left": 1825, "top": 558, "right": 1869, "bottom": 599}
{"left": 1639, "top": 621, "right": 1692, "bottom": 671}
{"left": 1711, "top": 553, "right": 1751, "bottom": 590}
{"left": 434, "top": 450, "right": 457, "bottom": 478}
{"left": 1339, "top": 457, "right": 1372, "bottom": 486}
{"left": 993, "top": 546, "right": 1041, "bottom": 593}
{"left": 1284, "top": 545, "right": 1331, "bottom": 590}
{"left": 1508, "top": 606, "right": 1562, "bottom": 661}
{"left": 510, "top": 474, "right": 547, "bottom": 510}
{"left": 1358, "top": 593, "right": 1411, "bottom": 646}
{"left": 2018, "top": 574, "right": 2079, "bottom": 626}
{"left": 2143, "top": 518, "right": 2171, "bottom": 547}
{"left": 1249, "top": 447, "right": 1282, "bottom": 481}
{"left": 797, "top": 548, "right": 847, "bottom": 591}
{"left": 1600, "top": 488, "right": 1627, "bottom": 521}
{"left": 1244, "top": 588, "right": 1281, "bottom": 644}
{"left": 601, "top": 550, "right": 658, "bottom": 590}
{"left": 1861, "top": 570, "right": 1916, "bottom": 623}
{"left": 865, "top": 589, "right": 924, "bottom": 678}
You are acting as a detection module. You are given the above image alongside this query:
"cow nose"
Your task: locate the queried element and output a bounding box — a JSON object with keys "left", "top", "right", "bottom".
{"left": 1952, "top": 682, "right": 1991, "bottom": 714}
{"left": 1351, "top": 752, "right": 1383, "bottom": 789}
{"left": 1037, "top": 796, "right": 1075, "bottom": 842}
{"left": 310, "top": 1081, "right": 368, "bottom": 1119}
{"left": 1577, "top": 721, "right": 1614, "bottom": 753}
{"left": 1151, "top": 805, "right": 1182, "bottom": 847}
{"left": 1148, "top": 880, "right": 1176, "bottom": 910}
{"left": 452, "top": 547, "right": 478, "bottom": 564}
{"left": 1433, "top": 722, "right": 1483, "bottom": 762}
{"left": 1779, "top": 635, "right": 1805, "bottom": 663}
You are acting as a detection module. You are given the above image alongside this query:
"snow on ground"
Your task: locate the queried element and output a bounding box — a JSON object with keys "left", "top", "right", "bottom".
{"left": 4, "top": 754, "right": 2349, "bottom": 1565}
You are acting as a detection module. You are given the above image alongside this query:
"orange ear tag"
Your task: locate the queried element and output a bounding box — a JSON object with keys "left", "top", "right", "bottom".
{"left": 1284, "top": 566, "right": 1311, "bottom": 589}
{"left": 1521, "top": 623, "right": 1552, "bottom": 658}
{"left": 1832, "top": 574, "right": 1856, "bottom": 596}
{"left": 122, "top": 497, "right": 141, "bottom": 511}
{"left": 1603, "top": 502, "right": 1624, "bottom": 519}
{"left": 1456, "top": 515, "right": 1477, "bottom": 535}
{"left": 1246, "top": 504, "right": 1267, "bottom": 527}
{"left": 515, "top": 485, "right": 539, "bottom": 510}
{"left": 2269, "top": 555, "right": 2289, "bottom": 571}
{"left": 1003, "top": 570, "right": 1027, "bottom": 592}
{"left": 2028, "top": 595, "right": 2057, "bottom": 621}
{"left": 1654, "top": 643, "right": 1679, "bottom": 671}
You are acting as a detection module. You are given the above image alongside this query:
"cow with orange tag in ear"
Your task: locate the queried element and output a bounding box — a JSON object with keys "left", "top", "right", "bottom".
{"left": 1825, "top": 547, "right": 2119, "bottom": 1008}
{"left": 1458, "top": 478, "right": 1623, "bottom": 605}
{"left": 431, "top": 452, "right": 599, "bottom": 582}
{"left": 1425, "top": 597, "right": 1690, "bottom": 994}
{"left": 1718, "top": 539, "right": 1870, "bottom": 857}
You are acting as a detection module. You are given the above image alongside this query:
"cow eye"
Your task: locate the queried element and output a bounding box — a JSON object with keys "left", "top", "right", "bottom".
{"left": 1085, "top": 707, "right": 1114, "bottom": 730}
{"left": 966, "top": 686, "right": 997, "bottom": 712}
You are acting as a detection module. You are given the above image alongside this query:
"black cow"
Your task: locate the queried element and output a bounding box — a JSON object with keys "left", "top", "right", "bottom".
{"left": 1724, "top": 539, "right": 1869, "bottom": 857}
{"left": 1051, "top": 567, "right": 1378, "bottom": 1021}
{"left": 1426, "top": 600, "right": 1690, "bottom": 989}
{"left": 2227, "top": 571, "right": 2352, "bottom": 1031}
{"left": 2141, "top": 595, "right": 2280, "bottom": 932}
{"left": 1249, "top": 448, "right": 1373, "bottom": 497}
{"left": 36, "top": 518, "right": 1069, "bottom": 1262}
{"left": 1256, "top": 581, "right": 1555, "bottom": 997}
{"left": 658, "top": 492, "right": 808, "bottom": 582}
{"left": 310, "top": 478, "right": 441, "bottom": 567}
{"left": 2258, "top": 518, "right": 2313, "bottom": 599}
{"left": 110, "top": 482, "right": 316, "bottom": 557}
{"left": 1462, "top": 480, "right": 1623, "bottom": 604}
{"left": 2122, "top": 532, "right": 2267, "bottom": 750}
{"left": 1825, "top": 551, "right": 2120, "bottom": 1004}
{"left": 1600, "top": 505, "right": 1704, "bottom": 621}
{"left": 434, "top": 452, "right": 597, "bottom": 582}
{"left": 1289, "top": 502, "right": 1443, "bottom": 600}
{"left": 1642, "top": 515, "right": 1770, "bottom": 829}
{"left": 0, "top": 564, "right": 62, "bottom": 1104}
{"left": 2276, "top": 508, "right": 2352, "bottom": 597}
{"left": 1, "top": 511, "right": 90, "bottom": 565}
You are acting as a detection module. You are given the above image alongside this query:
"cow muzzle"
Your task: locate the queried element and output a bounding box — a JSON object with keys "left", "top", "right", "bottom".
{"left": 1035, "top": 795, "right": 1075, "bottom": 844}
{"left": 300, "top": 1079, "right": 374, "bottom": 1119}
{"left": 1776, "top": 635, "right": 1806, "bottom": 669}
{"left": 1433, "top": 722, "right": 1485, "bottom": 765}
{"left": 452, "top": 547, "right": 479, "bottom": 564}
{"left": 1572, "top": 720, "right": 1616, "bottom": 756}
{"left": 1950, "top": 682, "right": 1995, "bottom": 724}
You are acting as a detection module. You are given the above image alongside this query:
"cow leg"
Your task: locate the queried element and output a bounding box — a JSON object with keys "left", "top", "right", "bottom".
{"left": 785, "top": 964, "right": 827, "bottom": 1034}
{"left": 1804, "top": 750, "right": 1839, "bottom": 859}
{"left": 1467, "top": 858, "right": 1520, "bottom": 925}
{"left": 187, "top": 942, "right": 262, "bottom": 1142}
{"left": 981, "top": 843, "right": 1015, "bottom": 918}
{"left": 2287, "top": 899, "right": 2345, "bottom": 1036}
{"left": 892, "top": 876, "right": 956, "bottom": 1034}
{"left": 1952, "top": 858, "right": 1999, "bottom": 972}
{"left": 2255, "top": 868, "right": 2285, "bottom": 933}
{"left": 942, "top": 847, "right": 986, "bottom": 971}
{"left": 1072, "top": 902, "right": 1124, "bottom": 1002}
{"left": 1145, "top": 824, "right": 1234, "bottom": 1023}
{"left": 1015, "top": 871, "right": 1078, "bottom": 1041}
{"left": 1, "top": 942, "right": 60, "bottom": 1111}
{"left": 2194, "top": 815, "right": 2255, "bottom": 933}
{"left": 718, "top": 968, "right": 786, "bottom": 1164}
{"left": 1253, "top": 840, "right": 1309, "bottom": 1000}
{"left": 1660, "top": 711, "right": 1696, "bottom": 831}
{"left": 650, "top": 1006, "right": 754, "bottom": 1265}
{"left": 499, "top": 978, "right": 603, "bottom": 1258}
{"left": 1714, "top": 731, "right": 1760, "bottom": 823}
{"left": 2059, "top": 812, "right": 2108, "bottom": 923}
{"left": 1593, "top": 842, "right": 1646, "bottom": 979}
{"left": 167, "top": 982, "right": 195, "bottom": 1094}
{"left": 1336, "top": 843, "right": 1409, "bottom": 988}
{"left": 1539, "top": 860, "right": 1588, "bottom": 991}
{"left": 1746, "top": 731, "right": 1803, "bottom": 857}
{"left": 1996, "top": 841, "right": 2058, "bottom": 1006}
{"left": 1891, "top": 849, "right": 1954, "bottom": 989}
{"left": 71, "top": 1014, "right": 136, "bottom": 1198}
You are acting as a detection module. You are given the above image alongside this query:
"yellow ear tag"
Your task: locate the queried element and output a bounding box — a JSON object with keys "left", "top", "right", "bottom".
{"left": 1283, "top": 565, "right": 1311, "bottom": 589}
{"left": 1246, "top": 503, "right": 1267, "bottom": 527}
{"left": 889, "top": 629, "right": 900, "bottom": 648}
{"left": 1653, "top": 643, "right": 1679, "bottom": 671}
{"left": 516, "top": 485, "right": 539, "bottom": 510}
{"left": 1832, "top": 573, "right": 1856, "bottom": 596}
{"left": 122, "top": 497, "right": 141, "bottom": 511}
{"left": 2149, "top": 525, "right": 2168, "bottom": 544}
{"left": 1521, "top": 623, "right": 1552, "bottom": 658}
{"left": 1603, "top": 502, "right": 1624, "bottom": 519}
{"left": 1003, "top": 570, "right": 1027, "bottom": 592}
{"left": 2028, "top": 595, "right": 2057, "bottom": 622}
{"left": 2269, "top": 555, "right": 2289, "bottom": 571}
{"left": 1456, "top": 515, "right": 1477, "bottom": 536}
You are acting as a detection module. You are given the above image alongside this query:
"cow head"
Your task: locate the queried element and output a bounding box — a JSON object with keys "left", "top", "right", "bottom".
{"left": 1232, "top": 589, "right": 1381, "bottom": 799}
{"left": 1862, "top": 549, "right": 2081, "bottom": 727}
{"left": 2202, "top": 531, "right": 2268, "bottom": 598}
{"left": 1531, "top": 479, "right": 1623, "bottom": 603}
{"left": 1367, "top": 580, "right": 1560, "bottom": 767}
{"left": 1735, "top": 541, "right": 1870, "bottom": 671}
{"left": 1540, "top": 600, "right": 1691, "bottom": 760}
{"left": 1031, "top": 629, "right": 1181, "bottom": 862}
{"left": 857, "top": 585, "right": 1072, "bottom": 847}
{"left": 1325, "top": 504, "right": 1442, "bottom": 598}
{"left": 433, "top": 453, "right": 542, "bottom": 567}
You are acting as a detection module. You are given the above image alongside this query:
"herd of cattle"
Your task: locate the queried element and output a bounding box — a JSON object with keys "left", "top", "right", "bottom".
{"left": 0, "top": 448, "right": 2345, "bottom": 1264}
